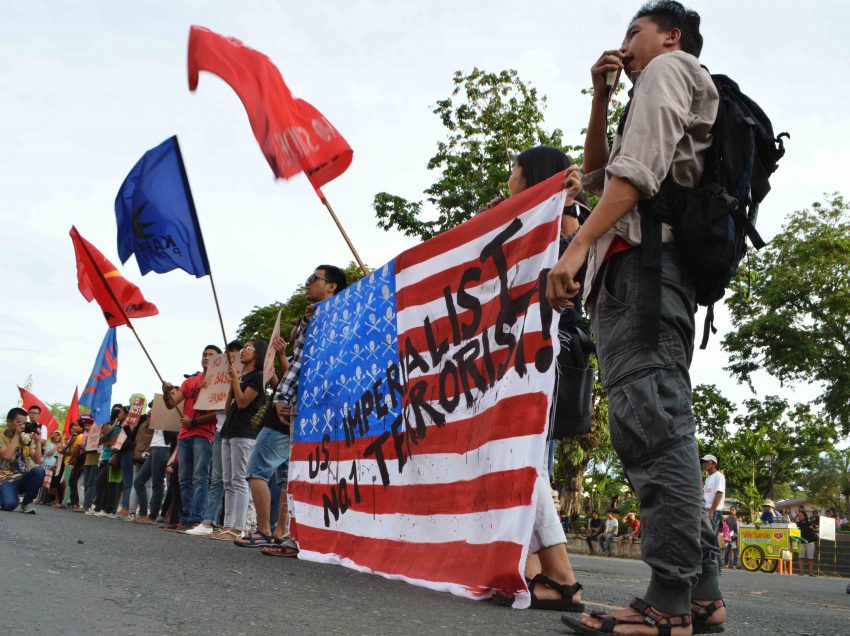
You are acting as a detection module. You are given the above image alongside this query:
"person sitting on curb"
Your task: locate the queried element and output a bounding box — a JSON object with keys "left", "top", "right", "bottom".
{"left": 614, "top": 512, "right": 641, "bottom": 557}
{"left": 598, "top": 509, "right": 618, "bottom": 557}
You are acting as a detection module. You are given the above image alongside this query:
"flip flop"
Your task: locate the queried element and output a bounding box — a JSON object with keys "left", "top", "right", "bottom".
{"left": 260, "top": 544, "right": 299, "bottom": 557}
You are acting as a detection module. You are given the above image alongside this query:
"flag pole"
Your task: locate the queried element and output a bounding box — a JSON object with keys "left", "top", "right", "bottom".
{"left": 318, "top": 193, "right": 368, "bottom": 276}
{"left": 173, "top": 136, "right": 229, "bottom": 347}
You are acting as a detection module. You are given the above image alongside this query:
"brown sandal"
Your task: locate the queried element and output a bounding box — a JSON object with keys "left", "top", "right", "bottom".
{"left": 562, "top": 597, "right": 692, "bottom": 635}
{"left": 692, "top": 599, "right": 725, "bottom": 634}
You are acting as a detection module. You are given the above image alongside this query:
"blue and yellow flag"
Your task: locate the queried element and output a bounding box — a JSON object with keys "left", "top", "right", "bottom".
{"left": 115, "top": 136, "right": 211, "bottom": 278}
{"left": 79, "top": 328, "right": 118, "bottom": 425}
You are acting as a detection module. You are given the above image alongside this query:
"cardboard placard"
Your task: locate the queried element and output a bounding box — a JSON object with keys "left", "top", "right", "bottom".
{"left": 85, "top": 425, "right": 102, "bottom": 452}
{"left": 148, "top": 393, "right": 182, "bottom": 432}
{"left": 124, "top": 396, "right": 146, "bottom": 429}
{"left": 263, "top": 310, "right": 283, "bottom": 387}
{"left": 195, "top": 352, "right": 243, "bottom": 411}
{"left": 112, "top": 430, "right": 127, "bottom": 452}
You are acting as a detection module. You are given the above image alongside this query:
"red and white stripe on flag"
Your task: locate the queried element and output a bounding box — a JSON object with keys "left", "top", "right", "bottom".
{"left": 289, "top": 172, "right": 567, "bottom": 608}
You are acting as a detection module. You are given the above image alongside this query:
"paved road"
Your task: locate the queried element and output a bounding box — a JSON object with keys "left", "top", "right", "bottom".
{"left": 2, "top": 507, "right": 848, "bottom": 635}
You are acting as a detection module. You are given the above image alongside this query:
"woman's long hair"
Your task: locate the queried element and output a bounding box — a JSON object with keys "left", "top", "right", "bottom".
{"left": 244, "top": 339, "right": 268, "bottom": 374}
{"left": 516, "top": 145, "right": 571, "bottom": 189}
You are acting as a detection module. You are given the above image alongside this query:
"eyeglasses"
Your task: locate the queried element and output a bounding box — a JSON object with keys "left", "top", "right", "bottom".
{"left": 305, "top": 274, "right": 329, "bottom": 285}
{"left": 243, "top": 344, "right": 255, "bottom": 351}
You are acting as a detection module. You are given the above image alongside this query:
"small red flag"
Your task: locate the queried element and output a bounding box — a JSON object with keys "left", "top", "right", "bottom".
{"left": 64, "top": 387, "right": 80, "bottom": 438}
{"left": 70, "top": 226, "right": 158, "bottom": 327}
{"left": 187, "top": 26, "right": 353, "bottom": 199}
{"left": 17, "top": 387, "right": 60, "bottom": 437}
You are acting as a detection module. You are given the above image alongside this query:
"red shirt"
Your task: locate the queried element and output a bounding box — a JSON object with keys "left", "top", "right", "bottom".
{"left": 177, "top": 373, "right": 215, "bottom": 442}
{"left": 627, "top": 518, "right": 641, "bottom": 536}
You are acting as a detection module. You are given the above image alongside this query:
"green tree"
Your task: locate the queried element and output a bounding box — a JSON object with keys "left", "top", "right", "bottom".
{"left": 723, "top": 193, "right": 850, "bottom": 434}
{"left": 692, "top": 383, "right": 735, "bottom": 445}
{"left": 235, "top": 262, "right": 368, "bottom": 349}
{"left": 373, "top": 68, "right": 573, "bottom": 241}
{"left": 801, "top": 447, "right": 850, "bottom": 517}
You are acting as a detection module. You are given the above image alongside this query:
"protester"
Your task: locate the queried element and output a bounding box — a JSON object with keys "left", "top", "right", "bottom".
{"left": 60, "top": 421, "right": 83, "bottom": 508}
{"left": 1, "top": 407, "right": 44, "bottom": 513}
{"left": 550, "top": 2, "right": 726, "bottom": 632}
{"left": 240, "top": 266, "right": 346, "bottom": 552}
{"left": 133, "top": 407, "right": 175, "bottom": 525}
{"left": 90, "top": 405, "right": 124, "bottom": 518}
{"left": 186, "top": 340, "right": 243, "bottom": 536}
{"left": 202, "top": 338, "right": 266, "bottom": 541}
{"left": 162, "top": 345, "right": 220, "bottom": 531}
{"left": 796, "top": 510, "right": 818, "bottom": 576}
{"left": 615, "top": 512, "right": 641, "bottom": 557}
{"left": 40, "top": 430, "right": 62, "bottom": 504}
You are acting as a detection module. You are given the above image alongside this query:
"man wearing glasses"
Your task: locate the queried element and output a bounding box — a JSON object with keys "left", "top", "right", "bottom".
{"left": 238, "top": 265, "right": 348, "bottom": 553}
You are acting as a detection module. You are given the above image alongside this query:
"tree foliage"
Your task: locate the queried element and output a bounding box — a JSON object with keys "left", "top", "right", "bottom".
{"left": 373, "top": 68, "right": 574, "bottom": 240}
{"left": 800, "top": 447, "right": 850, "bottom": 516}
{"left": 235, "top": 262, "right": 368, "bottom": 351}
{"left": 723, "top": 193, "right": 850, "bottom": 434}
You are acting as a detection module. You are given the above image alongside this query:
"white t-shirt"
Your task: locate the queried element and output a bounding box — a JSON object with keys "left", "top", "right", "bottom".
{"left": 215, "top": 412, "right": 226, "bottom": 433}
{"left": 604, "top": 518, "right": 618, "bottom": 537}
{"left": 150, "top": 429, "right": 168, "bottom": 448}
{"left": 703, "top": 470, "right": 726, "bottom": 510}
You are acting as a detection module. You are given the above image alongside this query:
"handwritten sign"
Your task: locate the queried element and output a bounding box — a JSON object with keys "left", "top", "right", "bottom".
{"left": 85, "top": 425, "right": 102, "bottom": 452}
{"left": 149, "top": 393, "right": 182, "bottom": 432}
{"left": 112, "top": 430, "right": 127, "bottom": 452}
{"left": 196, "top": 352, "right": 243, "bottom": 411}
{"left": 263, "top": 310, "right": 282, "bottom": 387}
{"left": 288, "top": 181, "right": 565, "bottom": 608}
{"left": 124, "top": 396, "right": 146, "bottom": 429}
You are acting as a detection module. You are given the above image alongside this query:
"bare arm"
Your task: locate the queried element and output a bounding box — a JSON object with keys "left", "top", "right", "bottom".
{"left": 583, "top": 50, "right": 624, "bottom": 174}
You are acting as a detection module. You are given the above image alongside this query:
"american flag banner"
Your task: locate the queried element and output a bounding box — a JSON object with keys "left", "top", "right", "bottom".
{"left": 289, "top": 173, "right": 567, "bottom": 607}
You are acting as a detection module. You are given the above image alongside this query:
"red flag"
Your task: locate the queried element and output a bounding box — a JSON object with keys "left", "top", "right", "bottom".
{"left": 64, "top": 387, "right": 80, "bottom": 438}
{"left": 70, "top": 226, "right": 158, "bottom": 327}
{"left": 187, "top": 26, "right": 353, "bottom": 198}
{"left": 17, "top": 387, "right": 60, "bottom": 437}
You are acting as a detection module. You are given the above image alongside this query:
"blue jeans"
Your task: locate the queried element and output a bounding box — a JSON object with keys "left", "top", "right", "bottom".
{"left": 120, "top": 449, "right": 135, "bottom": 509}
{"left": 177, "top": 436, "right": 212, "bottom": 524}
{"left": 0, "top": 466, "right": 45, "bottom": 510}
{"left": 202, "top": 432, "right": 224, "bottom": 525}
{"left": 83, "top": 464, "right": 98, "bottom": 509}
{"left": 134, "top": 447, "right": 169, "bottom": 519}
{"left": 246, "top": 428, "right": 291, "bottom": 481}
{"left": 710, "top": 509, "right": 723, "bottom": 573}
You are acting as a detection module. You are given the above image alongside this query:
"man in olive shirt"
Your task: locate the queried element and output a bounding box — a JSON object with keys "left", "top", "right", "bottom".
{"left": 551, "top": 2, "right": 725, "bottom": 633}
{"left": 1, "top": 407, "right": 44, "bottom": 513}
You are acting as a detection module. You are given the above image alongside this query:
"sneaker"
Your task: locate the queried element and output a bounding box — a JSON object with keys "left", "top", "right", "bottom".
{"left": 105, "top": 513, "right": 118, "bottom": 519}
{"left": 184, "top": 523, "right": 214, "bottom": 537}
{"left": 84, "top": 509, "right": 97, "bottom": 516}
{"left": 94, "top": 510, "right": 109, "bottom": 517}
{"left": 20, "top": 503, "right": 36, "bottom": 514}
{"left": 155, "top": 516, "right": 167, "bottom": 523}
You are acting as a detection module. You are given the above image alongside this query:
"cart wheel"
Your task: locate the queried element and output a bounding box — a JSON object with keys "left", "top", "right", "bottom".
{"left": 761, "top": 558, "right": 779, "bottom": 573}
{"left": 740, "top": 545, "right": 764, "bottom": 572}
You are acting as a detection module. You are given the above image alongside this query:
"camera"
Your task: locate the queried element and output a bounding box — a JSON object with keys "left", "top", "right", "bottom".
{"left": 24, "top": 421, "right": 40, "bottom": 435}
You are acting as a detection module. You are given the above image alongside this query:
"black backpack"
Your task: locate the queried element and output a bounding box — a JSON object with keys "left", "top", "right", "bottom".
{"left": 638, "top": 73, "right": 789, "bottom": 348}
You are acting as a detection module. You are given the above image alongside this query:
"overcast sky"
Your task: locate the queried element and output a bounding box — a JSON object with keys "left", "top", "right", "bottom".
{"left": 2, "top": 0, "right": 847, "bottom": 426}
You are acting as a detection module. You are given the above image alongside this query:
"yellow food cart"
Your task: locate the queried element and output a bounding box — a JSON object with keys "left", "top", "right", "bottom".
{"left": 739, "top": 522, "right": 801, "bottom": 573}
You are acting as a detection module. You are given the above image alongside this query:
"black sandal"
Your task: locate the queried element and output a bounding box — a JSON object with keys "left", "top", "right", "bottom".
{"left": 526, "top": 574, "right": 584, "bottom": 612}
{"left": 561, "top": 597, "right": 692, "bottom": 635}
{"left": 691, "top": 599, "right": 725, "bottom": 634}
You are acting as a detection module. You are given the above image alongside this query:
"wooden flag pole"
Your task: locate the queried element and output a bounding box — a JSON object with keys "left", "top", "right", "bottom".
{"left": 320, "top": 196, "right": 368, "bottom": 276}
{"left": 126, "top": 323, "right": 164, "bottom": 384}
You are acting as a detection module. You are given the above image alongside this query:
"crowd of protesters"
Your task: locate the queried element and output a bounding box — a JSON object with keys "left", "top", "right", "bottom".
{"left": 2, "top": 264, "right": 348, "bottom": 560}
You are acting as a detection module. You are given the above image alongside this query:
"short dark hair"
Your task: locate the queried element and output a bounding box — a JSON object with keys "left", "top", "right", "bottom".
{"left": 6, "top": 407, "right": 28, "bottom": 421}
{"left": 316, "top": 265, "right": 348, "bottom": 295}
{"left": 633, "top": 1, "right": 703, "bottom": 57}
{"left": 204, "top": 344, "right": 223, "bottom": 354}
{"left": 516, "top": 146, "right": 571, "bottom": 190}
{"left": 226, "top": 340, "right": 243, "bottom": 352}
{"left": 27, "top": 405, "right": 41, "bottom": 412}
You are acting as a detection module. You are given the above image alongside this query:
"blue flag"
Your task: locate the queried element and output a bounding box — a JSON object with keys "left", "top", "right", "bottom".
{"left": 115, "top": 136, "right": 211, "bottom": 278}
{"left": 79, "top": 328, "right": 119, "bottom": 425}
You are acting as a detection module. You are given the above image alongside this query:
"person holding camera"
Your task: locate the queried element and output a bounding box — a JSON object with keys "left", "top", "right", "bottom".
{"left": 1, "top": 407, "right": 45, "bottom": 513}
